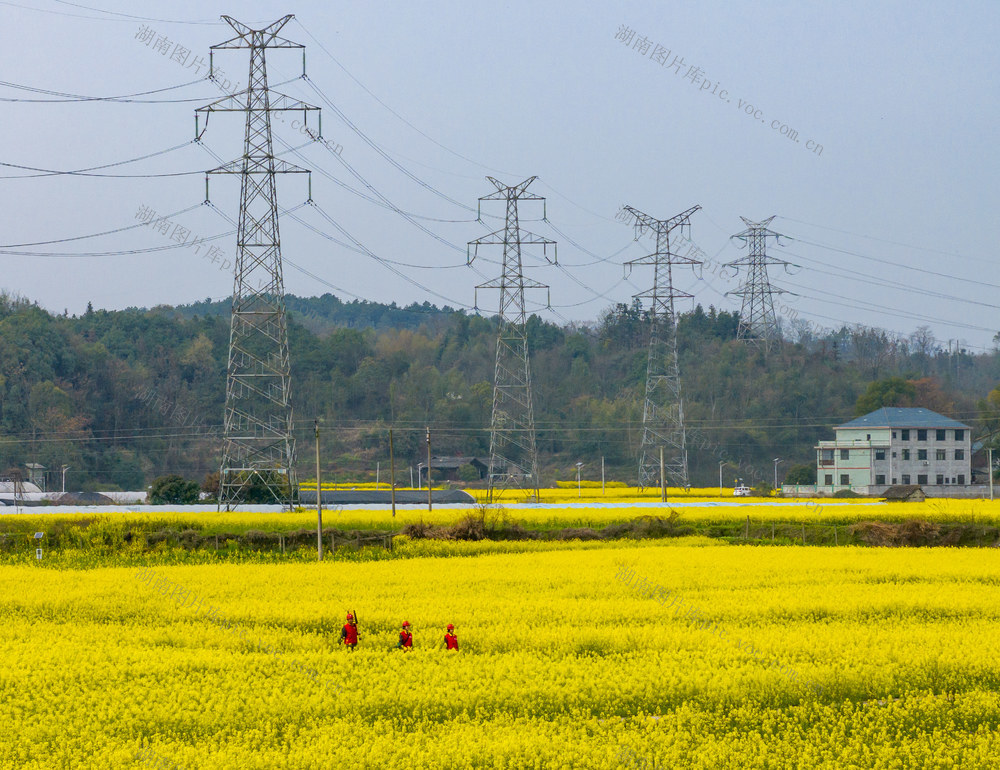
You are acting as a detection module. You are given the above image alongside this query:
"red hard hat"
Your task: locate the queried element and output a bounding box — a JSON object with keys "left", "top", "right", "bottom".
{"left": 402, "top": 621, "right": 410, "bottom": 627}
{"left": 447, "top": 624, "right": 454, "bottom": 630}
{"left": 346, "top": 613, "right": 353, "bottom": 620}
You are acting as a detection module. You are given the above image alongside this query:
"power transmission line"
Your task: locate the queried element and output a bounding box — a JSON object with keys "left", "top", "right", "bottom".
{"left": 469, "top": 177, "right": 555, "bottom": 501}
{"left": 196, "top": 14, "right": 319, "bottom": 509}
{"left": 619, "top": 203, "right": 701, "bottom": 491}
{"left": 726, "top": 216, "right": 789, "bottom": 351}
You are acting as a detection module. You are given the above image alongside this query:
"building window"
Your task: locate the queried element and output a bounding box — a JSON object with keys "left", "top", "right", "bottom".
{"left": 902, "top": 449, "right": 911, "bottom": 461}
{"left": 955, "top": 430, "right": 965, "bottom": 441}
{"left": 936, "top": 475, "right": 944, "bottom": 485}
{"left": 840, "top": 449, "right": 850, "bottom": 460}
{"left": 958, "top": 474, "right": 966, "bottom": 485}
{"left": 824, "top": 474, "right": 833, "bottom": 485}
{"left": 892, "top": 478, "right": 897, "bottom": 484}
{"left": 901, "top": 429, "right": 910, "bottom": 440}
{"left": 936, "top": 449, "right": 946, "bottom": 461}
{"left": 901, "top": 474, "right": 911, "bottom": 484}
{"left": 917, "top": 474, "right": 928, "bottom": 485}
{"left": 875, "top": 474, "right": 886, "bottom": 485}
{"left": 866, "top": 434, "right": 871, "bottom": 440}
{"left": 918, "top": 449, "right": 928, "bottom": 460}
{"left": 936, "top": 429, "right": 946, "bottom": 441}
{"left": 875, "top": 449, "right": 886, "bottom": 460}
{"left": 955, "top": 449, "right": 965, "bottom": 460}
{"left": 840, "top": 474, "right": 850, "bottom": 485}
{"left": 917, "top": 429, "right": 927, "bottom": 441}
{"left": 892, "top": 451, "right": 897, "bottom": 458}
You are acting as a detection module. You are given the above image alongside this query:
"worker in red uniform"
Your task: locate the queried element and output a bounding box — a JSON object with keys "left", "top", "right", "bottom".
{"left": 340, "top": 612, "right": 358, "bottom": 651}
{"left": 444, "top": 623, "right": 458, "bottom": 651}
{"left": 396, "top": 620, "right": 413, "bottom": 651}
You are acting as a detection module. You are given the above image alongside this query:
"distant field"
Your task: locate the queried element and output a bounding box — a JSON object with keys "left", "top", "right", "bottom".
{"left": 2, "top": 495, "right": 1000, "bottom": 568}
{"left": 3, "top": 496, "right": 1000, "bottom": 534}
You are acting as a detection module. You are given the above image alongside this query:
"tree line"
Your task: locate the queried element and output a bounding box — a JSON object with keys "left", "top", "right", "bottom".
{"left": 0, "top": 289, "right": 995, "bottom": 492}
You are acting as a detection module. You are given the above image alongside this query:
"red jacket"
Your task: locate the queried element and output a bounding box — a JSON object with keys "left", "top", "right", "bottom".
{"left": 398, "top": 630, "right": 412, "bottom": 649}
{"left": 444, "top": 632, "right": 458, "bottom": 650}
{"left": 341, "top": 623, "right": 358, "bottom": 645}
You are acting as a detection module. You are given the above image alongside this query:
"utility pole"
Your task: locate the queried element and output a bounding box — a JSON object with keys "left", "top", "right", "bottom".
{"left": 314, "top": 420, "right": 322, "bottom": 561}
{"left": 389, "top": 428, "right": 397, "bottom": 517}
{"left": 618, "top": 204, "right": 701, "bottom": 491}
{"left": 725, "top": 217, "right": 789, "bottom": 353}
{"left": 659, "top": 446, "right": 666, "bottom": 503}
{"left": 990, "top": 447, "right": 994, "bottom": 501}
{"left": 468, "top": 177, "right": 555, "bottom": 503}
{"left": 425, "top": 427, "right": 432, "bottom": 512}
{"left": 197, "top": 15, "right": 319, "bottom": 510}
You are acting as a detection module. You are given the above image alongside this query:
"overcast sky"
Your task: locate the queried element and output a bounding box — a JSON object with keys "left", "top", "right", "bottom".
{"left": 1, "top": 1, "right": 997, "bottom": 350}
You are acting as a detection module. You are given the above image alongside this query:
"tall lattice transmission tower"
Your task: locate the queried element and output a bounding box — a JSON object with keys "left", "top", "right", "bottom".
{"left": 468, "top": 177, "right": 555, "bottom": 502}
{"left": 725, "top": 216, "right": 788, "bottom": 352}
{"left": 196, "top": 15, "right": 319, "bottom": 509}
{"left": 619, "top": 204, "right": 702, "bottom": 490}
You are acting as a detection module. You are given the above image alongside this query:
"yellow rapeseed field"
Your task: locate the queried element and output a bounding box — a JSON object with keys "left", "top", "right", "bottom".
{"left": 2, "top": 541, "right": 1000, "bottom": 768}
{"left": 2, "top": 495, "right": 995, "bottom": 535}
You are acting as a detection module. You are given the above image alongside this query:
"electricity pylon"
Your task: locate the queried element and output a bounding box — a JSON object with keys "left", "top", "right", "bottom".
{"left": 619, "top": 204, "right": 701, "bottom": 491}
{"left": 468, "top": 177, "right": 556, "bottom": 502}
{"left": 726, "top": 216, "right": 788, "bottom": 352}
{"left": 196, "top": 15, "right": 319, "bottom": 509}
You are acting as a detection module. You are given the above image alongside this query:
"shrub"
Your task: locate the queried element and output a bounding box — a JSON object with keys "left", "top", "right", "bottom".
{"left": 149, "top": 475, "right": 199, "bottom": 505}
{"left": 785, "top": 464, "right": 817, "bottom": 485}
{"left": 457, "top": 464, "right": 481, "bottom": 483}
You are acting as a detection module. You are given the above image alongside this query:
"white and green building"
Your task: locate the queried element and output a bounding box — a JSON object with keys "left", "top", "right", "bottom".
{"left": 814, "top": 407, "right": 972, "bottom": 494}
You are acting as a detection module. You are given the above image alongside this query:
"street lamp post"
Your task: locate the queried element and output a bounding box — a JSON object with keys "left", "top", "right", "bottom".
{"left": 990, "top": 447, "right": 995, "bottom": 501}
{"left": 773, "top": 458, "right": 782, "bottom": 490}
{"left": 719, "top": 461, "right": 727, "bottom": 495}
{"left": 61, "top": 465, "right": 70, "bottom": 494}
{"left": 575, "top": 462, "right": 584, "bottom": 497}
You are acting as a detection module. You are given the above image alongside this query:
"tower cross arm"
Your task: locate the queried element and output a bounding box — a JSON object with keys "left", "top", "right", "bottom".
{"left": 476, "top": 276, "right": 549, "bottom": 290}
{"left": 620, "top": 204, "right": 701, "bottom": 238}
{"left": 213, "top": 15, "right": 303, "bottom": 49}
{"left": 206, "top": 158, "right": 311, "bottom": 175}
{"left": 197, "top": 92, "right": 320, "bottom": 115}
{"left": 480, "top": 176, "right": 543, "bottom": 201}
{"left": 731, "top": 215, "right": 780, "bottom": 242}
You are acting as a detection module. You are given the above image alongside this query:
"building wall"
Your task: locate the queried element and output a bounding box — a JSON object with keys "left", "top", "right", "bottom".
{"left": 817, "top": 426, "right": 971, "bottom": 489}
{"left": 883, "top": 427, "right": 970, "bottom": 486}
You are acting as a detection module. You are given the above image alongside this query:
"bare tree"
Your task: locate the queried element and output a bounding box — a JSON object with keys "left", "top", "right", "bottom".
{"left": 850, "top": 325, "right": 898, "bottom": 378}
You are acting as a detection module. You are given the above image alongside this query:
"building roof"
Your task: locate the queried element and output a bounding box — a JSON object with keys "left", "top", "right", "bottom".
{"left": 881, "top": 484, "right": 926, "bottom": 501}
{"left": 836, "top": 407, "right": 970, "bottom": 431}
{"left": 427, "top": 456, "right": 489, "bottom": 469}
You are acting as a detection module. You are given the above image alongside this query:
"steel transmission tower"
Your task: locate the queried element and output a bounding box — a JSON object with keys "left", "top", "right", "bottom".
{"left": 196, "top": 16, "right": 320, "bottom": 509}
{"left": 619, "top": 204, "right": 702, "bottom": 491}
{"left": 468, "top": 177, "right": 556, "bottom": 502}
{"left": 726, "top": 216, "right": 788, "bottom": 352}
